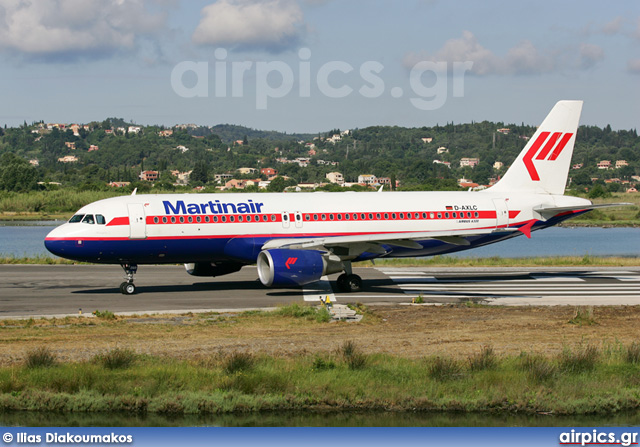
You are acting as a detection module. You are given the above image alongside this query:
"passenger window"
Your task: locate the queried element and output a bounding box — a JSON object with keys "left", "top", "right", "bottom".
{"left": 82, "top": 215, "right": 95, "bottom": 224}
{"left": 69, "top": 214, "right": 84, "bottom": 223}
{"left": 153, "top": 217, "right": 159, "bottom": 224}
{"left": 96, "top": 215, "right": 106, "bottom": 225}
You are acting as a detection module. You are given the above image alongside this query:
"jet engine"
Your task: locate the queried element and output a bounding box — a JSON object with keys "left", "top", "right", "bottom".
{"left": 257, "top": 249, "right": 343, "bottom": 287}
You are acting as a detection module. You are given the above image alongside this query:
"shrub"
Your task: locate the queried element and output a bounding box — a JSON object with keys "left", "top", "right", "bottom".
{"left": 274, "top": 303, "right": 330, "bottom": 322}
{"left": 94, "top": 348, "right": 137, "bottom": 370}
{"left": 568, "top": 307, "right": 597, "bottom": 326}
{"left": 559, "top": 344, "right": 599, "bottom": 373}
{"left": 428, "top": 356, "right": 462, "bottom": 381}
{"left": 468, "top": 345, "right": 497, "bottom": 371}
{"left": 312, "top": 356, "right": 336, "bottom": 371}
{"left": 625, "top": 341, "right": 640, "bottom": 364}
{"left": 93, "top": 310, "right": 116, "bottom": 320}
{"left": 222, "top": 352, "right": 255, "bottom": 374}
{"left": 339, "top": 340, "right": 367, "bottom": 370}
{"left": 519, "top": 353, "right": 557, "bottom": 382}
{"left": 25, "top": 346, "right": 57, "bottom": 368}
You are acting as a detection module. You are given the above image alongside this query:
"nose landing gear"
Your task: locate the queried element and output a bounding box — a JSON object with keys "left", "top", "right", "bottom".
{"left": 119, "top": 263, "right": 138, "bottom": 295}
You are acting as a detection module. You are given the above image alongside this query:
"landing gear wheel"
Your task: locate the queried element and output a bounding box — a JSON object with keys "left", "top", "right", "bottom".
{"left": 337, "top": 274, "right": 362, "bottom": 293}
{"left": 337, "top": 273, "right": 348, "bottom": 291}
{"left": 121, "top": 282, "right": 136, "bottom": 295}
{"left": 119, "top": 263, "right": 138, "bottom": 295}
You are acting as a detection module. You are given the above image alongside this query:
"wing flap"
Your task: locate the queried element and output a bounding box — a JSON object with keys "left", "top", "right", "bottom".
{"left": 261, "top": 227, "right": 499, "bottom": 253}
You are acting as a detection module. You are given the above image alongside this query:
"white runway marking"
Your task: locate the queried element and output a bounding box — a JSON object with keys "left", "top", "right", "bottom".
{"left": 376, "top": 268, "right": 640, "bottom": 305}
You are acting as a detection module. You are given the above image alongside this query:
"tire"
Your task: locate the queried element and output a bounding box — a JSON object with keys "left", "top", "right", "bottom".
{"left": 119, "top": 282, "right": 128, "bottom": 294}
{"left": 345, "top": 274, "right": 362, "bottom": 293}
{"left": 337, "top": 274, "right": 362, "bottom": 293}
{"left": 122, "top": 282, "right": 136, "bottom": 295}
{"left": 336, "top": 273, "right": 348, "bottom": 291}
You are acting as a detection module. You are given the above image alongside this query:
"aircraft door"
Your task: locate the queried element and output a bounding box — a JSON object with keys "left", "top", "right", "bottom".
{"left": 281, "top": 211, "right": 290, "bottom": 229}
{"left": 294, "top": 211, "right": 303, "bottom": 228}
{"left": 492, "top": 199, "right": 509, "bottom": 229}
{"left": 127, "top": 203, "right": 147, "bottom": 239}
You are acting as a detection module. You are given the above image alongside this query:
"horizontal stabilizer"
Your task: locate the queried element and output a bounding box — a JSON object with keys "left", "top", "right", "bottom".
{"left": 534, "top": 202, "right": 632, "bottom": 216}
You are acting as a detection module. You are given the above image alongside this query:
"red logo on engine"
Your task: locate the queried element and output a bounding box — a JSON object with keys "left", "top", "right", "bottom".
{"left": 523, "top": 132, "right": 574, "bottom": 181}
{"left": 285, "top": 257, "right": 298, "bottom": 269}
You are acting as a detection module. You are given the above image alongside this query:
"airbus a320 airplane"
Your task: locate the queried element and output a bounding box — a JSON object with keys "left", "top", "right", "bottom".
{"left": 45, "top": 101, "right": 627, "bottom": 295}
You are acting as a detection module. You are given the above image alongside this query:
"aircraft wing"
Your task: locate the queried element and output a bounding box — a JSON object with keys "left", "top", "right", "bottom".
{"left": 533, "top": 202, "right": 632, "bottom": 218}
{"left": 260, "top": 227, "right": 513, "bottom": 258}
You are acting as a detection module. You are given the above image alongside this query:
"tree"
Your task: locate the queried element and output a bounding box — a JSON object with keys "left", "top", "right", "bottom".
{"left": 267, "top": 176, "right": 296, "bottom": 192}
{"left": 190, "top": 161, "right": 209, "bottom": 185}
{"left": 0, "top": 153, "right": 38, "bottom": 192}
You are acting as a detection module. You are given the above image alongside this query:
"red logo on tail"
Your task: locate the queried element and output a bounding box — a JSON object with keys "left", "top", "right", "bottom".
{"left": 523, "top": 132, "right": 573, "bottom": 181}
{"left": 285, "top": 257, "right": 298, "bottom": 269}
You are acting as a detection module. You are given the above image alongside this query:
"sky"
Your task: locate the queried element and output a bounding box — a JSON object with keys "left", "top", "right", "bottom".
{"left": 0, "top": 0, "right": 638, "bottom": 133}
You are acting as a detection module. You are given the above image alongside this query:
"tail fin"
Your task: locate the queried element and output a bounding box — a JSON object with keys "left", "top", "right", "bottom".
{"left": 489, "top": 100, "right": 583, "bottom": 195}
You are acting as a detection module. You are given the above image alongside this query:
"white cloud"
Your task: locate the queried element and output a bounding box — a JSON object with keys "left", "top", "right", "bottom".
{"left": 192, "top": 0, "right": 304, "bottom": 52}
{"left": 0, "top": 0, "right": 167, "bottom": 60}
{"left": 601, "top": 16, "right": 624, "bottom": 35}
{"left": 628, "top": 59, "right": 640, "bottom": 75}
{"left": 403, "top": 31, "right": 557, "bottom": 76}
{"left": 579, "top": 43, "right": 604, "bottom": 69}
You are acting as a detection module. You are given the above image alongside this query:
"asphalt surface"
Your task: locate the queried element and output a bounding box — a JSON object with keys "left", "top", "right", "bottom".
{"left": 0, "top": 264, "right": 639, "bottom": 318}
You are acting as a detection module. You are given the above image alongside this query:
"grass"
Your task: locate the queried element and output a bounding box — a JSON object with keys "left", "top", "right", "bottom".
{"left": 24, "top": 346, "right": 57, "bottom": 369}
{"left": 568, "top": 307, "right": 598, "bottom": 326}
{"left": 339, "top": 340, "right": 367, "bottom": 370}
{"left": 468, "top": 345, "right": 497, "bottom": 371}
{"left": 93, "top": 348, "right": 137, "bottom": 370}
{"left": 559, "top": 344, "right": 600, "bottom": 373}
{"left": 4, "top": 343, "right": 639, "bottom": 415}
{"left": 2, "top": 306, "right": 640, "bottom": 415}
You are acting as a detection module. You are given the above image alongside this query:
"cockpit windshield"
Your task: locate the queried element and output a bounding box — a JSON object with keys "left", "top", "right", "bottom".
{"left": 69, "top": 214, "right": 106, "bottom": 225}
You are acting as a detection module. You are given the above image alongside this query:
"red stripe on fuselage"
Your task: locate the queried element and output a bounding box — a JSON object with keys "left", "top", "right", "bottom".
{"left": 106, "top": 217, "right": 129, "bottom": 226}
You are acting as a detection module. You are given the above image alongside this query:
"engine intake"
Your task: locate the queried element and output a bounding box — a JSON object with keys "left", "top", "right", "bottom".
{"left": 257, "top": 249, "right": 342, "bottom": 287}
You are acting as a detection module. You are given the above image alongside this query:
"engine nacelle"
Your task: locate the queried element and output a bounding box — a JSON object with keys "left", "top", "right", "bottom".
{"left": 184, "top": 262, "right": 243, "bottom": 277}
{"left": 257, "top": 249, "right": 342, "bottom": 287}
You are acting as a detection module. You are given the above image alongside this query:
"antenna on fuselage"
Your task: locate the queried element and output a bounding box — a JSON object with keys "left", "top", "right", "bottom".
{"left": 131, "top": 188, "right": 137, "bottom": 196}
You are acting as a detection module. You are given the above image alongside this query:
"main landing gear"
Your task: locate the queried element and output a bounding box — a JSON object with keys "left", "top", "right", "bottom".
{"left": 119, "top": 263, "right": 138, "bottom": 295}
{"left": 335, "top": 261, "right": 362, "bottom": 293}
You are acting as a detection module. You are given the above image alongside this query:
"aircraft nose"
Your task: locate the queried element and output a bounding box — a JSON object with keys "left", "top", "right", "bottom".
{"left": 44, "top": 225, "right": 68, "bottom": 257}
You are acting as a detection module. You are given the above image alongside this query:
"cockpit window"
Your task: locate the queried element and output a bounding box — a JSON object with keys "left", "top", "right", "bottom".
{"left": 69, "top": 214, "right": 84, "bottom": 223}
{"left": 81, "top": 215, "right": 95, "bottom": 224}
{"left": 96, "top": 214, "right": 106, "bottom": 225}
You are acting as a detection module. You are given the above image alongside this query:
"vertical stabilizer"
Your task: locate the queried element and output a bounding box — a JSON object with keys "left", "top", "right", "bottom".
{"left": 489, "top": 100, "right": 583, "bottom": 195}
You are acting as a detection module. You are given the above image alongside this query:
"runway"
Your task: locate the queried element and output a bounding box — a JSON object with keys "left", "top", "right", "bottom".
{"left": 0, "top": 264, "right": 638, "bottom": 318}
